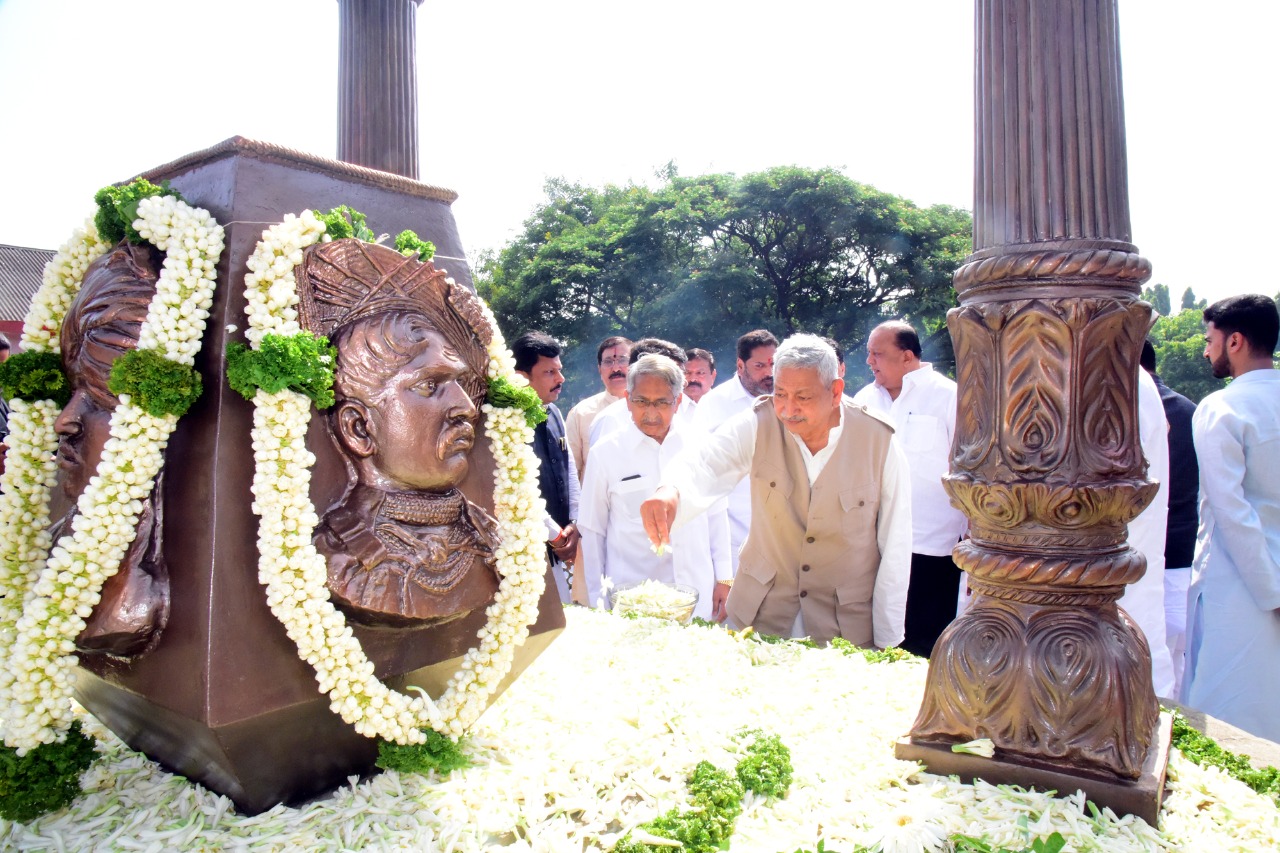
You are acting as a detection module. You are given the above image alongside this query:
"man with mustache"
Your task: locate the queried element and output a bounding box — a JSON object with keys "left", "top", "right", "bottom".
{"left": 565, "top": 336, "right": 632, "bottom": 484}
{"left": 314, "top": 308, "right": 501, "bottom": 626}
{"left": 1182, "top": 293, "right": 1280, "bottom": 742}
{"left": 581, "top": 355, "right": 731, "bottom": 620}
{"left": 682, "top": 348, "right": 717, "bottom": 404}
{"left": 641, "top": 334, "right": 912, "bottom": 647}
{"left": 513, "top": 331, "right": 580, "bottom": 604}
{"left": 692, "top": 329, "right": 779, "bottom": 575}
{"left": 587, "top": 338, "right": 696, "bottom": 448}
{"left": 852, "top": 321, "right": 968, "bottom": 658}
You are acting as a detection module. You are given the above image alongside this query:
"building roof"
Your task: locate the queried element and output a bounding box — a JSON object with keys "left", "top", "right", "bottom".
{"left": 0, "top": 243, "right": 53, "bottom": 322}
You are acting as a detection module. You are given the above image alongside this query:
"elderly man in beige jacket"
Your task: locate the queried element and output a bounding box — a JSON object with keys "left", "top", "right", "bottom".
{"left": 641, "top": 334, "right": 912, "bottom": 648}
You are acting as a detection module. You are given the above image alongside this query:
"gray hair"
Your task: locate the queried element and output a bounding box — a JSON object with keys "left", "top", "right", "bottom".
{"left": 626, "top": 353, "right": 684, "bottom": 396}
{"left": 774, "top": 334, "right": 838, "bottom": 388}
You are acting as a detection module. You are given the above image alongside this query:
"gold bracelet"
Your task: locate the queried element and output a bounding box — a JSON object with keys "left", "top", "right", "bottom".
{"left": 716, "top": 578, "right": 733, "bottom": 587}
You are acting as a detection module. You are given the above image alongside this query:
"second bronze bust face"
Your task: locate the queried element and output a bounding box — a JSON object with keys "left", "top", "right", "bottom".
{"left": 300, "top": 240, "right": 500, "bottom": 627}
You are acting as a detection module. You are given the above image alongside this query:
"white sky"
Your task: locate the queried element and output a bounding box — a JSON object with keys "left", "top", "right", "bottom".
{"left": 0, "top": 0, "right": 1275, "bottom": 307}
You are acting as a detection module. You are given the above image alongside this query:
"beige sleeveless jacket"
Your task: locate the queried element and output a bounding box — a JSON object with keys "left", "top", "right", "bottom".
{"left": 726, "top": 397, "right": 894, "bottom": 645}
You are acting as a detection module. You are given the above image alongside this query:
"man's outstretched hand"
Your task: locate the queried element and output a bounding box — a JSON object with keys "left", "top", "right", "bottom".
{"left": 640, "top": 486, "right": 679, "bottom": 550}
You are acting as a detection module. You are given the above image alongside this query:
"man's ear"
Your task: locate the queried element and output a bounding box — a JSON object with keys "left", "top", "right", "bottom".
{"left": 334, "top": 399, "right": 376, "bottom": 458}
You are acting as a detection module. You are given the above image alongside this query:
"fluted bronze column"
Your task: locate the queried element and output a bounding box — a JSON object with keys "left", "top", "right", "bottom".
{"left": 337, "top": 0, "right": 424, "bottom": 178}
{"left": 905, "top": 0, "right": 1161, "bottom": 784}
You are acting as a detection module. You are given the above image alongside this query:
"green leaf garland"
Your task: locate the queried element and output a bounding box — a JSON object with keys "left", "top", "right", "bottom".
{"left": 93, "top": 179, "right": 184, "bottom": 246}
{"left": 487, "top": 375, "right": 547, "bottom": 428}
{"left": 375, "top": 729, "right": 471, "bottom": 776}
{"left": 314, "top": 206, "right": 376, "bottom": 243}
{"left": 394, "top": 229, "right": 436, "bottom": 262}
{"left": 226, "top": 332, "right": 336, "bottom": 409}
{"left": 0, "top": 350, "right": 71, "bottom": 406}
{"left": 0, "top": 721, "right": 97, "bottom": 823}
{"left": 107, "top": 348, "right": 203, "bottom": 418}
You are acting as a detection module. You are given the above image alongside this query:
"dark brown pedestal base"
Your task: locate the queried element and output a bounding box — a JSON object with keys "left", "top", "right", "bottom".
{"left": 895, "top": 712, "right": 1172, "bottom": 826}
{"left": 70, "top": 138, "right": 566, "bottom": 815}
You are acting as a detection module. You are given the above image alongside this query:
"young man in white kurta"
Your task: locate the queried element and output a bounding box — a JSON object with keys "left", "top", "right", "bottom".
{"left": 1181, "top": 294, "right": 1280, "bottom": 743}
{"left": 580, "top": 356, "right": 732, "bottom": 620}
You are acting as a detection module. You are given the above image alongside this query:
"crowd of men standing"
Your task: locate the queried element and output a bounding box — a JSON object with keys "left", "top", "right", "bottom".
{"left": 510, "top": 292, "right": 1280, "bottom": 745}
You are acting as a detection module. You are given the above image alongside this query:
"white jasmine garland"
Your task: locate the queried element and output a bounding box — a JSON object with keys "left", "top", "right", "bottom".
{"left": 0, "top": 197, "right": 224, "bottom": 753}
{"left": 243, "top": 212, "right": 546, "bottom": 743}
{"left": 0, "top": 221, "right": 108, "bottom": 739}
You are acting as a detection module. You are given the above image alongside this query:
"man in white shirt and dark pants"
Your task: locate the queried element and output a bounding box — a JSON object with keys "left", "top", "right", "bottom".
{"left": 581, "top": 354, "right": 732, "bottom": 621}
{"left": 852, "top": 321, "right": 967, "bottom": 657}
{"left": 1182, "top": 294, "right": 1280, "bottom": 743}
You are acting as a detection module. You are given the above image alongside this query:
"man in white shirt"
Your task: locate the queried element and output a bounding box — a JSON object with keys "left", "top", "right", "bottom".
{"left": 683, "top": 348, "right": 717, "bottom": 404}
{"left": 641, "top": 334, "right": 912, "bottom": 648}
{"left": 852, "top": 321, "right": 967, "bottom": 657}
{"left": 588, "top": 339, "right": 697, "bottom": 448}
{"left": 580, "top": 355, "right": 732, "bottom": 621}
{"left": 1182, "top": 294, "right": 1280, "bottom": 743}
{"left": 564, "top": 336, "right": 631, "bottom": 483}
{"left": 691, "top": 329, "right": 779, "bottom": 573}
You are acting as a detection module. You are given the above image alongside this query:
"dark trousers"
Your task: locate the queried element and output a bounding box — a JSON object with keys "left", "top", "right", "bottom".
{"left": 901, "top": 552, "right": 962, "bottom": 658}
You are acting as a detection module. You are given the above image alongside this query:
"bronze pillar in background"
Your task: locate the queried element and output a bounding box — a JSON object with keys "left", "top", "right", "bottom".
{"left": 337, "top": 0, "right": 424, "bottom": 178}
{"left": 898, "top": 0, "right": 1169, "bottom": 817}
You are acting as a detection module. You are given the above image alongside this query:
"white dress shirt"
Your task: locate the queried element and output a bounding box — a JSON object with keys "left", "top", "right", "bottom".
{"left": 1120, "top": 368, "right": 1174, "bottom": 696}
{"left": 1183, "top": 368, "right": 1280, "bottom": 742}
{"left": 690, "top": 374, "right": 761, "bottom": 572}
{"left": 565, "top": 389, "right": 623, "bottom": 482}
{"left": 851, "top": 364, "right": 968, "bottom": 555}
{"left": 580, "top": 420, "right": 731, "bottom": 620}
{"left": 588, "top": 393, "right": 698, "bottom": 448}
{"left": 661, "top": 405, "right": 912, "bottom": 649}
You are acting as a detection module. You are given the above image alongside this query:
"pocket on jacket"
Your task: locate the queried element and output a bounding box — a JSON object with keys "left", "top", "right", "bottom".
{"left": 840, "top": 482, "right": 880, "bottom": 535}
{"left": 729, "top": 560, "right": 777, "bottom": 626}
{"left": 835, "top": 581, "right": 874, "bottom": 647}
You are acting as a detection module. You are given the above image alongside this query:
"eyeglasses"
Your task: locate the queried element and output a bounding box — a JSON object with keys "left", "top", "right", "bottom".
{"left": 601, "top": 356, "right": 630, "bottom": 367}
{"left": 630, "top": 397, "right": 675, "bottom": 411}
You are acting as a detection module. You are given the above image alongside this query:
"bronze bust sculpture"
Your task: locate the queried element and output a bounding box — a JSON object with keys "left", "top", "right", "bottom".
{"left": 52, "top": 241, "right": 170, "bottom": 657}
{"left": 301, "top": 239, "right": 500, "bottom": 626}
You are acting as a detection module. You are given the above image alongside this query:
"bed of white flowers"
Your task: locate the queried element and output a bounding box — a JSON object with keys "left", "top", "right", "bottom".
{"left": 1, "top": 607, "right": 1275, "bottom": 852}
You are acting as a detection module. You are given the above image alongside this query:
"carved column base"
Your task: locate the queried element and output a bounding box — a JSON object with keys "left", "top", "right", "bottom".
{"left": 907, "top": 585, "right": 1160, "bottom": 779}
{"left": 896, "top": 712, "right": 1172, "bottom": 825}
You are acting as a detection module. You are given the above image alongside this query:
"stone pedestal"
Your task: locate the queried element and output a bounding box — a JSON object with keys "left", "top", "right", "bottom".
{"left": 73, "top": 138, "right": 564, "bottom": 815}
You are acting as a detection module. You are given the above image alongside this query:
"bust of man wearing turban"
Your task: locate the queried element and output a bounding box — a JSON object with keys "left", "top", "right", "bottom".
{"left": 302, "top": 240, "right": 501, "bottom": 627}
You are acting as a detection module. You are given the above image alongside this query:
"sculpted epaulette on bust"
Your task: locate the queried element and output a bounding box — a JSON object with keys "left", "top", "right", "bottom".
{"left": 300, "top": 239, "right": 501, "bottom": 626}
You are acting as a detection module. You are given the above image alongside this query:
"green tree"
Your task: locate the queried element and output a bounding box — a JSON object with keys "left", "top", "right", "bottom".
{"left": 1142, "top": 283, "right": 1171, "bottom": 316}
{"left": 1148, "top": 309, "right": 1224, "bottom": 403}
{"left": 1180, "top": 286, "right": 1207, "bottom": 312}
{"left": 476, "top": 167, "right": 972, "bottom": 402}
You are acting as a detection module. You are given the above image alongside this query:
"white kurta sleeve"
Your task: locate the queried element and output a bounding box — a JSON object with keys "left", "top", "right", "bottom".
{"left": 707, "top": 498, "right": 733, "bottom": 583}
{"left": 567, "top": 446, "right": 581, "bottom": 522}
{"left": 663, "top": 408, "right": 757, "bottom": 529}
{"left": 1194, "top": 401, "right": 1280, "bottom": 610}
{"left": 872, "top": 435, "right": 913, "bottom": 649}
{"left": 578, "top": 450, "right": 612, "bottom": 610}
